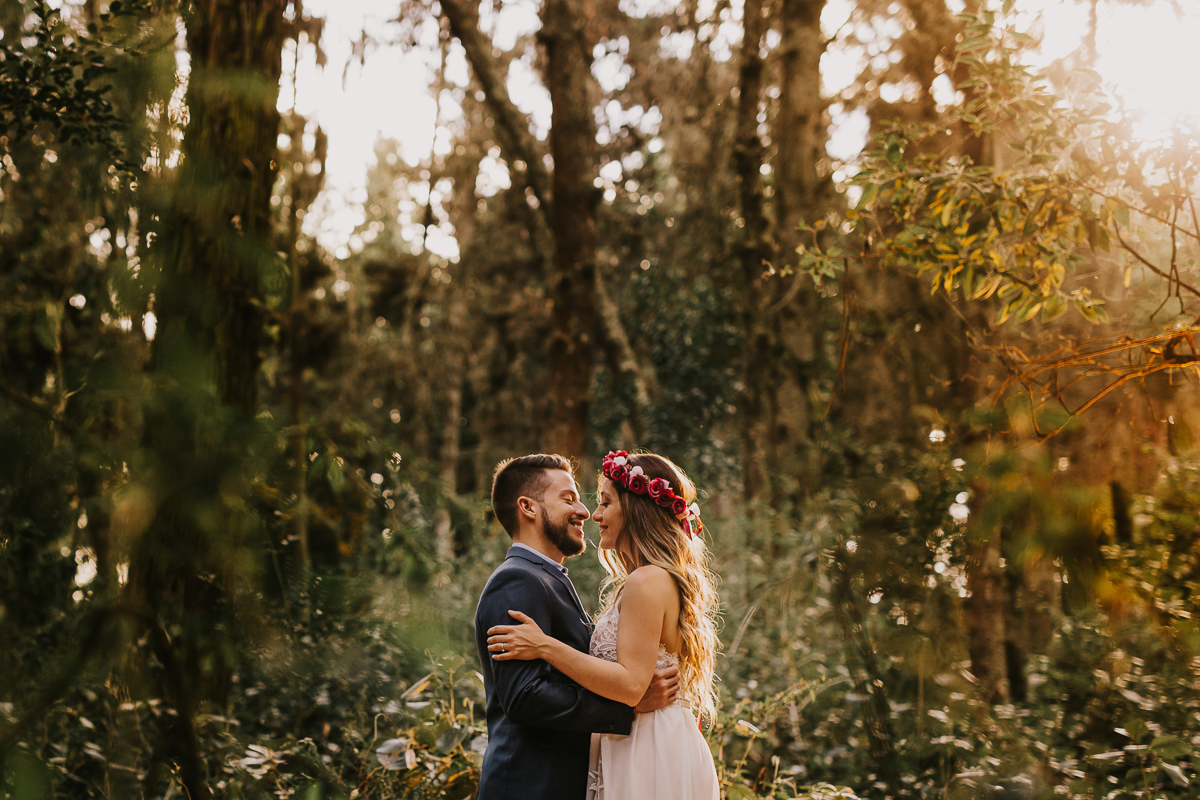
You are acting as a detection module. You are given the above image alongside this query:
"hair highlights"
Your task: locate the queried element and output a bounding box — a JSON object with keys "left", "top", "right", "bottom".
{"left": 597, "top": 452, "right": 720, "bottom": 724}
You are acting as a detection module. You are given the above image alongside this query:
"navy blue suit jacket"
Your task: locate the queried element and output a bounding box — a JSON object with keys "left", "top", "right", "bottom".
{"left": 475, "top": 546, "right": 635, "bottom": 800}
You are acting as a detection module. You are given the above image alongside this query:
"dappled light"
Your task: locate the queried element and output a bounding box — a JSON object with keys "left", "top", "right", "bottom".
{"left": 4, "top": 0, "right": 1200, "bottom": 799}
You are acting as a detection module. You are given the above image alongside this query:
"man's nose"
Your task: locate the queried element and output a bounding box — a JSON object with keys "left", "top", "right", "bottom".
{"left": 576, "top": 501, "right": 591, "bottom": 520}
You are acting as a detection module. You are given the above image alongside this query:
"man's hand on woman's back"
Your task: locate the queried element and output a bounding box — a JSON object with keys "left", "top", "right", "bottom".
{"left": 634, "top": 665, "right": 680, "bottom": 713}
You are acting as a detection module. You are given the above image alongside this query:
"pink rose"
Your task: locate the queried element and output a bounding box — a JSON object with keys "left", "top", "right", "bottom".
{"left": 609, "top": 465, "right": 628, "bottom": 482}
{"left": 647, "top": 478, "right": 669, "bottom": 498}
{"left": 670, "top": 496, "right": 688, "bottom": 517}
{"left": 627, "top": 474, "right": 649, "bottom": 493}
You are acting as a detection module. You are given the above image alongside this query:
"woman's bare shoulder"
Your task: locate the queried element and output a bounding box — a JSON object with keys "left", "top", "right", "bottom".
{"left": 624, "top": 564, "right": 676, "bottom": 598}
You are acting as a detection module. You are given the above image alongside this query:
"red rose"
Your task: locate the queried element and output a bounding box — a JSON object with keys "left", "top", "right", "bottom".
{"left": 647, "top": 478, "right": 669, "bottom": 498}
{"left": 627, "top": 474, "right": 649, "bottom": 493}
{"left": 609, "top": 465, "right": 628, "bottom": 482}
{"left": 670, "top": 496, "right": 688, "bottom": 517}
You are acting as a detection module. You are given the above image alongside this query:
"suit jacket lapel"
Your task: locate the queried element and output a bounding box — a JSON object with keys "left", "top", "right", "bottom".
{"left": 505, "top": 546, "right": 591, "bottom": 625}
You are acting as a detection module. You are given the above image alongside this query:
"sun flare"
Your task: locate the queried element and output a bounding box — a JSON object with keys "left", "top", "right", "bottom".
{"left": 1025, "top": 0, "right": 1200, "bottom": 142}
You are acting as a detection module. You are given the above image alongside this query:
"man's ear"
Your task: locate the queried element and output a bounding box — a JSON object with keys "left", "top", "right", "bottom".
{"left": 517, "top": 496, "right": 538, "bottom": 522}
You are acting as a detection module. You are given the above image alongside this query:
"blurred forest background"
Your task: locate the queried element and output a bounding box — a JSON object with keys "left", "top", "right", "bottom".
{"left": 2, "top": 0, "right": 1200, "bottom": 797}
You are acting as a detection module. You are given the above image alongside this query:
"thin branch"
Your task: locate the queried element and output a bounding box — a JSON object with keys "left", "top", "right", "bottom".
{"left": 438, "top": 0, "right": 551, "bottom": 213}
{"left": 1036, "top": 364, "right": 1165, "bottom": 443}
{"left": 1074, "top": 180, "right": 1200, "bottom": 243}
{"left": 0, "top": 383, "right": 77, "bottom": 434}
{"left": 1112, "top": 227, "right": 1200, "bottom": 300}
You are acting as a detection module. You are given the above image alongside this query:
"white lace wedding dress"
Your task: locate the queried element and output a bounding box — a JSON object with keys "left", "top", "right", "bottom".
{"left": 585, "top": 604, "right": 720, "bottom": 800}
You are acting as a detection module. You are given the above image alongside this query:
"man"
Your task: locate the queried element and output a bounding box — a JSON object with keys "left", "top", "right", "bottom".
{"left": 475, "top": 453, "right": 680, "bottom": 800}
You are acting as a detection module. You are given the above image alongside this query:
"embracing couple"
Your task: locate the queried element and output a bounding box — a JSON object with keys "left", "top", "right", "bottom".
{"left": 474, "top": 451, "right": 721, "bottom": 800}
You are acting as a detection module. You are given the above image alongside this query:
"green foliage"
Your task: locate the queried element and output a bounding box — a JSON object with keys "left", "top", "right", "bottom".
{"left": 6, "top": 1, "right": 1200, "bottom": 800}
{"left": 801, "top": 7, "right": 1199, "bottom": 331}
{"left": 0, "top": 1, "right": 156, "bottom": 168}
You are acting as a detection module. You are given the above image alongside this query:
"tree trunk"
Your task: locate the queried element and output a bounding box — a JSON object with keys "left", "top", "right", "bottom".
{"left": 542, "top": 0, "right": 600, "bottom": 455}
{"left": 439, "top": 0, "right": 554, "bottom": 265}
{"left": 153, "top": 2, "right": 287, "bottom": 410}
{"left": 775, "top": 0, "right": 828, "bottom": 244}
{"left": 754, "top": 0, "right": 829, "bottom": 501}
{"left": 439, "top": 0, "right": 551, "bottom": 212}
{"left": 135, "top": 3, "right": 291, "bottom": 798}
{"left": 734, "top": 0, "right": 771, "bottom": 500}
{"left": 964, "top": 512, "right": 1010, "bottom": 704}
{"left": 287, "top": 159, "right": 311, "bottom": 578}
{"left": 434, "top": 294, "right": 465, "bottom": 562}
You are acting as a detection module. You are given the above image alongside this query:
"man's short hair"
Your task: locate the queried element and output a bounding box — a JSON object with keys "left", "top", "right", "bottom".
{"left": 491, "top": 454, "right": 573, "bottom": 537}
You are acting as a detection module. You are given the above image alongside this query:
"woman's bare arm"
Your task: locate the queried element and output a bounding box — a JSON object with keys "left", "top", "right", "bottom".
{"left": 487, "top": 566, "right": 675, "bottom": 706}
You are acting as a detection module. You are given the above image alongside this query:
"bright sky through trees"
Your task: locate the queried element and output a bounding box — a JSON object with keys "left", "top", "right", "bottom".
{"left": 282, "top": 0, "right": 1200, "bottom": 256}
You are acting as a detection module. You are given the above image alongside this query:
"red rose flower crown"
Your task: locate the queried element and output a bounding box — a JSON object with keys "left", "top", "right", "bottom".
{"left": 601, "top": 450, "right": 703, "bottom": 539}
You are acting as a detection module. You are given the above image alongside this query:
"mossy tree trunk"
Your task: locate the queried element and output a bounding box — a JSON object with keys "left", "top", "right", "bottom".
{"left": 132, "top": 3, "right": 291, "bottom": 798}
{"left": 542, "top": 0, "right": 601, "bottom": 456}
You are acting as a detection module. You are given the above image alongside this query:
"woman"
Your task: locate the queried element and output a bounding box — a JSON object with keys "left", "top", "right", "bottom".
{"left": 487, "top": 450, "right": 721, "bottom": 800}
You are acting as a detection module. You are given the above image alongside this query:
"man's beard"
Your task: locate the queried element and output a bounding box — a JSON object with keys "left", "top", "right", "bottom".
{"left": 541, "top": 507, "right": 586, "bottom": 557}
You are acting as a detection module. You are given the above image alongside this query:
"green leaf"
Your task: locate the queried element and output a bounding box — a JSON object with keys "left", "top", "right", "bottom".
{"left": 34, "top": 305, "right": 60, "bottom": 352}
{"left": 307, "top": 453, "right": 329, "bottom": 486}
{"left": 885, "top": 135, "right": 903, "bottom": 166}
{"left": 2, "top": 751, "right": 53, "bottom": 800}
{"left": 857, "top": 182, "right": 879, "bottom": 210}
{"left": 327, "top": 459, "right": 344, "bottom": 493}
{"left": 1019, "top": 300, "right": 1043, "bottom": 322}
{"left": 1042, "top": 295, "right": 1067, "bottom": 321}
{"left": 997, "top": 295, "right": 1022, "bottom": 324}
{"left": 1150, "top": 735, "right": 1191, "bottom": 761}
{"left": 440, "top": 653, "right": 466, "bottom": 673}
{"left": 436, "top": 725, "right": 470, "bottom": 754}
{"left": 1123, "top": 718, "right": 1151, "bottom": 743}
{"left": 1022, "top": 191, "right": 1048, "bottom": 238}
{"left": 1107, "top": 198, "right": 1131, "bottom": 229}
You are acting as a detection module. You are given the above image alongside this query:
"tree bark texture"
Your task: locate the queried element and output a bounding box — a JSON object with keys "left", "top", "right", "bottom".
{"left": 964, "top": 515, "right": 1011, "bottom": 704}
{"left": 286, "top": 119, "right": 327, "bottom": 579}
{"left": 734, "top": 0, "right": 771, "bottom": 499}
{"left": 746, "top": 0, "right": 829, "bottom": 502}
{"left": 433, "top": 148, "right": 481, "bottom": 561}
{"left": 775, "top": 0, "right": 828, "bottom": 246}
{"left": 135, "top": 3, "right": 291, "bottom": 798}
{"left": 542, "top": 0, "right": 601, "bottom": 456}
{"left": 439, "top": 0, "right": 552, "bottom": 213}
{"left": 153, "top": 0, "right": 288, "bottom": 411}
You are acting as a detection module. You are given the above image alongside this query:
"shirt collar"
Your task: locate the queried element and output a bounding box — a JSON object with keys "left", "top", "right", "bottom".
{"left": 512, "top": 542, "right": 568, "bottom": 574}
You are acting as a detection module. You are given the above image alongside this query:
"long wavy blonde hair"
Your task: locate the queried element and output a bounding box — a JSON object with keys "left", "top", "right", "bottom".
{"left": 596, "top": 452, "right": 720, "bottom": 724}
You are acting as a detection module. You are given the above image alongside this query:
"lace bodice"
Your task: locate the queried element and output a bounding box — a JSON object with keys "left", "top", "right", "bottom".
{"left": 585, "top": 607, "right": 718, "bottom": 800}
{"left": 589, "top": 605, "right": 679, "bottom": 672}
